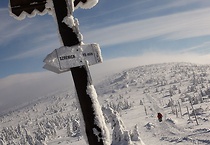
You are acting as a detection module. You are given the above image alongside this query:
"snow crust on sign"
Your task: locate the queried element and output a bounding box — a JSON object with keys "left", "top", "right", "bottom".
{"left": 9, "top": 0, "right": 53, "bottom": 20}
{"left": 86, "top": 85, "right": 111, "bottom": 145}
{"left": 45, "top": 0, "right": 55, "bottom": 15}
{"left": 74, "top": 0, "right": 99, "bottom": 9}
{"left": 94, "top": 43, "right": 103, "bottom": 64}
{"left": 9, "top": 8, "right": 49, "bottom": 21}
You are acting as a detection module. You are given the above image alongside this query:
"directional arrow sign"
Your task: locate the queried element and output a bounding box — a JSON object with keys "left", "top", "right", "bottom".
{"left": 43, "top": 43, "right": 102, "bottom": 72}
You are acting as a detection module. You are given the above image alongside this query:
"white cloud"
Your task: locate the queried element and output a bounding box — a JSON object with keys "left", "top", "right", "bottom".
{"left": 0, "top": 71, "right": 74, "bottom": 110}
{"left": 84, "top": 8, "right": 210, "bottom": 46}
{"left": 133, "top": 53, "right": 210, "bottom": 65}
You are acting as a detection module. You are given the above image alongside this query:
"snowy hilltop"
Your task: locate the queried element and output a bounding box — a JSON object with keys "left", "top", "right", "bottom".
{"left": 1, "top": 62, "right": 210, "bottom": 144}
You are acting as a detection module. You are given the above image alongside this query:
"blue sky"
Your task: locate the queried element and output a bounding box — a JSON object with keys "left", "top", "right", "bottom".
{"left": 1, "top": 0, "right": 210, "bottom": 109}
{"left": 1, "top": 0, "right": 210, "bottom": 78}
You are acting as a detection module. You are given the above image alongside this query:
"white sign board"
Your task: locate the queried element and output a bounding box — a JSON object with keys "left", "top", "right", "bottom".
{"left": 43, "top": 43, "right": 103, "bottom": 73}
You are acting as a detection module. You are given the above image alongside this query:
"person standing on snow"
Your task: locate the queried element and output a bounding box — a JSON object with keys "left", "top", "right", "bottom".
{"left": 157, "top": 112, "right": 163, "bottom": 122}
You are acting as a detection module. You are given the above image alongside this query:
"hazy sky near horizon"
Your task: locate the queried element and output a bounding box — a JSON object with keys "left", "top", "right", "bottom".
{"left": 1, "top": 0, "right": 210, "bottom": 109}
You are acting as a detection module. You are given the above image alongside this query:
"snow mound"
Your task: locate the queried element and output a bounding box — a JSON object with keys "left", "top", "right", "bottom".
{"left": 144, "top": 122, "right": 155, "bottom": 130}
{"left": 191, "top": 108, "right": 205, "bottom": 116}
{"left": 165, "top": 118, "right": 176, "bottom": 124}
{"left": 193, "top": 128, "right": 210, "bottom": 133}
{"left": 112, "top": 72, "right": 129, "bottom": 84}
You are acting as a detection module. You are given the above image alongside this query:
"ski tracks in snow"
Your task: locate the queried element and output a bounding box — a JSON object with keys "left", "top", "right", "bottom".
{"left": 145, "top": 93, "right": 199, "bottom": 145}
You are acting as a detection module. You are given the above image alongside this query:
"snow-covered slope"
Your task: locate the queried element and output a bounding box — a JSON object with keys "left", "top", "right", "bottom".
{"left": 1, "top": 62, "right": 210, "bottom": 145}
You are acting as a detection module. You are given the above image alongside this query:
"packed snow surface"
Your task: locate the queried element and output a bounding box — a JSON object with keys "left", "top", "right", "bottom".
{"left": 2, "top": 62, "right": 210, "bottom": 144}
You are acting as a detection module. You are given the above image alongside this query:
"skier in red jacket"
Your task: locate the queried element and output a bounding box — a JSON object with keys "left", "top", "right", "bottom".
{"left": 157, "top": 113, "right": 163, "bottom": 122}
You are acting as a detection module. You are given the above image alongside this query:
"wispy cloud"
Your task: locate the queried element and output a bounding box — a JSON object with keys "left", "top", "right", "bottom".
{"left": 145, "top": 0, "right": 200, "bottom": 14}
{"left": 0, "top": 10, "right": 32, "bottom": 45}
{"left": 80, "top": 0, "right": 148, "bottom": 22}
{"left": 1, "top": 9, "right": 58, "bottom": 60}
{"left": 0, "top": 23, "right": 31, "bottom": 44}
{"left": 180, "top": 41, "right": 210, "bottom": 54}
{"left": 84, "top": 7, "right": 210, "bottom": 46}
{"left": 0, "top": 9, "right": 55, "bottom": 46}
{"left": 4, "top": 38, "right": 59, "bottom": 60}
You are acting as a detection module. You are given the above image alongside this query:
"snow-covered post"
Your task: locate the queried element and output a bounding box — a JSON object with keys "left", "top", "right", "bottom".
{"left": 9, "top": 0, "right": 110, "bottom": 144}
{"left": 189, "top": 98, "right": 199, "bottom": 125}
{"left": 177, "top": 100, "right": 182, "bottom": 117}
{"left": 175, "top": 107, "right": 178, "bottom": 118}
{"left": 186, "top": 106, "right": 191, "bottom": 120}
{"left": 144, "top": 106, "right": 147, "bottom": 115}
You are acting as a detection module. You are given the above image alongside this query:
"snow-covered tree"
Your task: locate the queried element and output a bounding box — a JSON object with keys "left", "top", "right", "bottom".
{"left": 130, "top": 125, "right": 141, "bottom": 141}
{"left": 66, "top": 122, "right": 71, "bottom": 137}
{"left": 70, "top": 118, "right": 81, "bottom": 138}
{"left": 103, "top": 107, "right": 145, "bottom": 145}
{"left": 25, "top": 128, "right": 35, "bottom": 145}
{"left": 0, "top": 138, "right": 5, "bottom": 145}
{"left": 19, "top": 134, "right": 27, "bottom": 145}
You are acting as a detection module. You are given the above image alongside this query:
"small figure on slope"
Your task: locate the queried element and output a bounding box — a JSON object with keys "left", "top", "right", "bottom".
{"left": 157, "top": 112, "right": 163, "bottom": 122}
